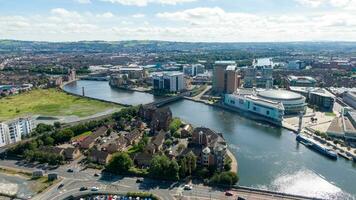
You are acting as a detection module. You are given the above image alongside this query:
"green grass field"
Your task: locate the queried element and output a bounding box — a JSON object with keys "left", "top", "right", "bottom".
{"left": 0, "top": 89, "right": 120, "bottom": 121}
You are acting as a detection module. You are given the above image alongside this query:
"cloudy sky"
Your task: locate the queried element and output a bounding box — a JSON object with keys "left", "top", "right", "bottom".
{"left": 0, "top": 0, "right": 356, "bottom": 42}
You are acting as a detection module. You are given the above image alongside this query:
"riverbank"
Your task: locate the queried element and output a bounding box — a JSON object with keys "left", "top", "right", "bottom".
{"left": 61, "top": 80, "right": 356, "bottom": 199}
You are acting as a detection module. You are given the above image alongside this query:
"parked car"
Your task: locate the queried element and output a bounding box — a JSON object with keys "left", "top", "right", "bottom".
{"left": 94, "top": 173, "right": 100, "bottom": 177}
{"left": 91, "top": 186, "right": 99, "bottom": 191}
{"left": 136, "top": 178, "right": 144, "bottom": 183}
{"left": 79, "top": 187, "right": 88, "bottom": 191}
{"left": 184, "top": 184, "right": 193, "bottom": 190}
{"left": 57, "top": 183, "right": 64, "bottom": 189}
{"left": 225, "top": 191, "right": 234, "bottom": 196}
{"left": 67, "top": 169, "right": 74, "bottom": 173}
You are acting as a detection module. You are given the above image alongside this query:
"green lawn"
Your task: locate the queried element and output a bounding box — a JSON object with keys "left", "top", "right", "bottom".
{"left": 0, "top": 89, "right": 120, "bottom": 121}
{"left": 72, "top": 131, "right": 92, "bottom": 141}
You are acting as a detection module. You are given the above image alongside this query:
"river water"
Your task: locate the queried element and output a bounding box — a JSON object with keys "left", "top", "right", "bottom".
{"left": 64, "top": 80, "right": 356, "bottom": 200}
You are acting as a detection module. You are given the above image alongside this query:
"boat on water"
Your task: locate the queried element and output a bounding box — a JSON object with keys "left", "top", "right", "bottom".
{"left": 296, "top": 134, "right": 338, "bottom": 160}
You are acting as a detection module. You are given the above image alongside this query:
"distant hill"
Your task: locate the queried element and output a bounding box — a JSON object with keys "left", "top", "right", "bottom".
{"left": 0, "top": 40, "right": 356, "bottom": 53}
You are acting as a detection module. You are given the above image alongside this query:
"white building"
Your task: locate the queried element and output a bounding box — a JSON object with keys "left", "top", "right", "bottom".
{"left": 152, "top": 72, "right": 185, "bottom": 92}
{"left": 0, "top": 123, "right": 10, "bottom": 147}
{"left": 0, "top": 118, "right": 34, "bottom": 146}
{"left": 224, "top": 91, "right": 285, "bottom": 122}
{"left": 183, "top": 64, "right": 205, "bottom": 77}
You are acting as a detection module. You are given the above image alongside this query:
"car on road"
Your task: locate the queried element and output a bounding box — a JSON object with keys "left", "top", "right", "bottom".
{"left": 136, "top": 178, "right": 144, "bottom": 183}
{"left": 91, "top": 186, "right": 99, "bottom": 191}
{"left": 67, "top": 168, "right": 74, "bottom": 173}
{"left": 79, "top": 187, "right": 88, "bottom": 191}
{"left": 225, "top": 191, "right": 234, "bottom": 196}
{"left": 57, "top": 183, "right": 64, "bottom": 189}
{"left": 183, "top": 184, "right": 193, "bottom": 190}
{"left": 94, "top": 173, "right": 100, "bottom": 177}
{"left": 237, "top": 197, "right": 246, "bottom": 200}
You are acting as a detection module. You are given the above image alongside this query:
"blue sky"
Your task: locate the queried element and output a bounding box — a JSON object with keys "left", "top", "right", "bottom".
{"left": 0, "top": 0, "right": 355, "bottom": 42}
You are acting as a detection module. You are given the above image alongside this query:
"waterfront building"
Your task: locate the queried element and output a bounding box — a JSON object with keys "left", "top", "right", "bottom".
{"left": 257, "top": 89, "right": 306, "bottom": 115}
{"left": 183, "top": 64, "right": 205, "bottom": 77}
{"left": 289, "top": 87, "right": 335, "bottom": 111}
{"left": 152, "top": 72, "right": 185, "bottom": 92}
{"left": 181, "top": 127, "right": 227, "bottom": 172}
{"left": 342, "top": 91, "right": 356, "bottom": 109}
{"left": 309, "top": 90, "right": 335, "bottom": 111}
{"left": 224, "top": 91, "right": 284, "bottom": 122}
{"left": 287, "top": 76, "right": 317, "bottom": 87}
{"left": 65, "top": 69, "right": 76, "bottom": 82}
{"left": 213, "top": 61, "right": 241, "bottom": 94}
{"left": 117, "top": 65, "right": 146, "bottom": 79}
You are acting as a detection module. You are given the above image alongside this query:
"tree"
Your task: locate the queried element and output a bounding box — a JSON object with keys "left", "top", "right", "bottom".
{"left": 149, "top": 155, "right": 179, "bottom": 181}
{"left": 106, "top": 152, "right": 133, "bottom": 174}
{"left": 179, "top": 152, "right": 197, "bottom": 177}
{"left": 54, "top": 122, "right": 61, "bottom": 129}
{"left": 169, "top": 118, "right": 182, "bottom": 134}
{"left": 209, "top": 172, "right": 239, "bottom": 187}
{"left": 53, "top": 129, "right": 74, "bottom": 144}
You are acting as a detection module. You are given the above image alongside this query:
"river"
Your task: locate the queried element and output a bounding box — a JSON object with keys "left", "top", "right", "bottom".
{"left": 63, "top": 80, "right": 356, "bottom": 200}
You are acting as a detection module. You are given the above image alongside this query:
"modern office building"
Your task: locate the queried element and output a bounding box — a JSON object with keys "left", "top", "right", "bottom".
{"left": 224, "top": 90, "right": 285, "bottom": 122}
{"left": 213, "top": 61, "right": 240, "bottom": 94}
{"left": 287, "top": 76, "right": 317, "bottom": 87}
{"left": 183, "top": 64, "right": 205, "bottom": 77}
{"left": 243, "top": 66, "right": 273, "bottom": 89}
{"left": 289, "top": 87, "right": 335, "bottom": 111}
{"left": 0, "top": 123, "right": 10, "bottom": 147}
{"left": 343, "top": 91, "right": 356, "bottom": 109}
{"left": 309, "top": 90, "right": 335, "bottom": 111}
{"left": 257, "top": 89, "right": 306, "bottom": 115}
{"left": 152, "top": 72, "right": 185, "bottom": 92}
{"left": 287, "top": 60, "right": 306, "bottom": 70}
{"left": 256, "top": 67, "right": 273, "bottom": 89}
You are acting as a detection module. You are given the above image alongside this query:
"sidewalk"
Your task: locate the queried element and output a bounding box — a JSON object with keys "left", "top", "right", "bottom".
{"left": 227, "top": 149, "right": 238, "bottom": 173}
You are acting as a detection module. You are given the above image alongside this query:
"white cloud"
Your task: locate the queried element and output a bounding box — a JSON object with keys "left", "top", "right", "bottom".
{"left": 295, "top": 0, "right": 356, "bottom": 10}
{"left": 75, "top": 0, "right": 92, "bottom": 4}
{"left": 100, "top": 0, "right": 197, "bottom": 7}
{"left": 1, "top": 7, "right": 356, "bottom": 42}
{"left": 97, "top": 12, "right": 115, "bottom": 18}
{"left": 132, "top": 13, "right": 145, "bottom": 18}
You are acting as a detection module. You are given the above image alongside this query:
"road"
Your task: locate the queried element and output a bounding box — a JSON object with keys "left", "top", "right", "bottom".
{"left": 0, "top": 159, "right": 315, "bottom": 200}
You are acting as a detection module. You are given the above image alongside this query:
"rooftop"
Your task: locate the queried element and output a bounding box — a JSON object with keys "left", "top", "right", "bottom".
{"left": 258, "top": 89, "right": 304, "bottom": 101}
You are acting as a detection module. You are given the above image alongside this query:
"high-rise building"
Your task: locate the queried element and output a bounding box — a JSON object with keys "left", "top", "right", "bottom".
{"left": 213, "top": 61, "right": 240, "bottom": 94}
{"left": 0, "top": 118, "right": 34, "bottom": 146}
{"left": 243, "top": 66, "right": 273, "bottom": 89}
{"left": 183, "top": 64, "right": 205, "bottom": 77}
{"left": 152, "top": 72, "right": 185, "bottom": 92}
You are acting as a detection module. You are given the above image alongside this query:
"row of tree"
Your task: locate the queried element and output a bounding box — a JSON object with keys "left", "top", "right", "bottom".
{"left": 105, "top": 152, "right": 239, "bottom": 186}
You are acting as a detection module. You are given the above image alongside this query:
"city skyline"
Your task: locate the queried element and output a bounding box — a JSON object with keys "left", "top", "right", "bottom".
{"left": 1, "top": 0, "right": 356, "bottom": 42}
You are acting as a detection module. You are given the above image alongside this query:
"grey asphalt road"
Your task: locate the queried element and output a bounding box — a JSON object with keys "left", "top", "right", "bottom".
{"left": 1, "top": 159, "right": 312, "bottom": 200}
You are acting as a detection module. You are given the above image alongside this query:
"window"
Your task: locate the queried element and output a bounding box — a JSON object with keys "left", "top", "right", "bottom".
{"left": 253, "top": 106, "right": 256, "bottom": 111}
{"left": 266, "top": 110, "right": 270, "bottom": 115}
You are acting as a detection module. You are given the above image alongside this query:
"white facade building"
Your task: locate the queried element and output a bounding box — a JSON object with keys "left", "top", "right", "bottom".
{"left": 0, "top": 118, "right": 34, "bottom": 147}
{"left": 153, "top": 72, "right": 185, "bottom": 92}
{"left": 224, "top": 92, "right": 285, "bottom": 122}
{"left": 0, "top": 123, "right": 10, "bottom": 147}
